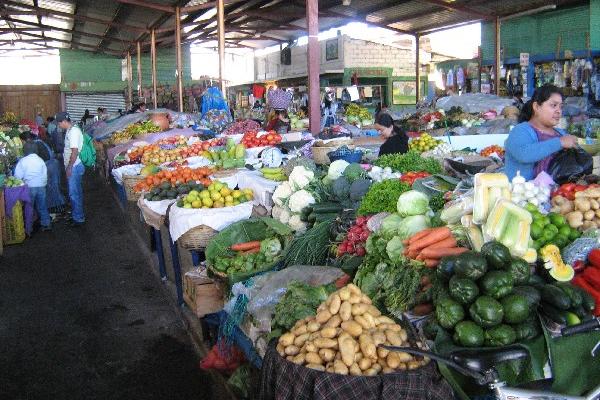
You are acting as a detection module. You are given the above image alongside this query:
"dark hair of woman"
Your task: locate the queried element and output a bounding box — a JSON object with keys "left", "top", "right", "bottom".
{"left": 518, "top": 84, "right": 563, "bottom": 123}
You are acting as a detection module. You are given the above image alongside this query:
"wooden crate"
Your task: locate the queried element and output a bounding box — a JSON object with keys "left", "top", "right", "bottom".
{"left": 183, "top": 271, "right": 224, "bottom": 318}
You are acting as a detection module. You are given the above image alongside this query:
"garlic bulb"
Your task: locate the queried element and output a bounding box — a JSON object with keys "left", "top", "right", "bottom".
{"left": 512, "top": 171, "right": 526, "bottom": 185}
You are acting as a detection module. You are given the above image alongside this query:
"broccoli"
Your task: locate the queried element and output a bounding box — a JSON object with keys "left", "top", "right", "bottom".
{"left": 350, "top": 179, "right": 372, "bottom": 202}
{"left": 342, "top": 163, "right": 367, "bottom": 183}
{"left": 332, "top": 176, "right": 351, "bottom": 201}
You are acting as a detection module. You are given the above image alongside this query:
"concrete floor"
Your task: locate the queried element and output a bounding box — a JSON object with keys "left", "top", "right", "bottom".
{"left": 0, "top": 171, "right": 230, "bottom": 400}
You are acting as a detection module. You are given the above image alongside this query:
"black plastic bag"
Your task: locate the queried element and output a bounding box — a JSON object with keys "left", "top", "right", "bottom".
{"left": 547, "top": 148, "right": 592, "bottom": 184}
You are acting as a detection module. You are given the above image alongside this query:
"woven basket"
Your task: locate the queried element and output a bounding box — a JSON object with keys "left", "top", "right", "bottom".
{"left": 312, "top": 145, "right": 355, "bottom": 165}
{"left": 122, "top": 174, "right": 145, "bottom": 202}
{"left": 2, "top": 200, "right": 26, "bottom": 245}
{"left": 178, "top": 224, "right": 218, "bottom": 250}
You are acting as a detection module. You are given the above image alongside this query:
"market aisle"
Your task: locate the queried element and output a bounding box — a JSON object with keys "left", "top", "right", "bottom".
{"left": 0, "top": 172, "right": 229, "bottom": 400}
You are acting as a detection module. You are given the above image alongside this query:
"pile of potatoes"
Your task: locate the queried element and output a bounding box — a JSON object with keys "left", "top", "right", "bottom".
{"left": 276, "top": 283, "right": 429, "bottom": 376}
{"left": 551, "top": 188, "right": 600, "bottom": 230}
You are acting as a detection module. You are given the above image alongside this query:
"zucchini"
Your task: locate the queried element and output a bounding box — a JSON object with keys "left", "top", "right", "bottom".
{"left": 540, "top": 303, "right": 568, "bottom": 325}
{"left": 578, "top": 287, "right": 596, "bottom": 312}
{"left": 311, "top": 203, "right": 343, "bottom": 213}
{"left": 553, "top": 283, "right": 583, "bottom": 308}
{"left": 541, "top": 284, "right": 571, "bottom": 310}
{"left": 512, "top": 286, "right": 541, "bottom": 308}
{"left": 314, "top": 212, "right": 339, "bottom": 222}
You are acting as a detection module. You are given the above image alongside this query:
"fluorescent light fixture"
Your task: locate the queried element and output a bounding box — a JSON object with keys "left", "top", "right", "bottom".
{"left": 500, "top": 5, "right": 557, "bottom": 21}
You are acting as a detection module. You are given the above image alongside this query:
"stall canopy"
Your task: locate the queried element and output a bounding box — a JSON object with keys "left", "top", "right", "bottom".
{"left": 0, "top": 0, "right": 585, "bottom": 56}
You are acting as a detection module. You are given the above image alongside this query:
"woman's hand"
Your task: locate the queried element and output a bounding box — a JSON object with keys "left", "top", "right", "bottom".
{"left": 560, "top": 135, "right": 578, "bottom": 149}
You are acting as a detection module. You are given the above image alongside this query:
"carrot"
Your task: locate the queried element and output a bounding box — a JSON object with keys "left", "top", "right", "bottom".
{"left": 422, "top": 236, "right": 457, "bottom": 251}
{"left": 407, "top": 248, "right": 419, "bottom": 259}
{"left": 230, "top": 241, "right": 261, "bottom": 251}
{"left": 416, "top": 253, "right": 425, "bottom": 261}
{"left": 407, "top": 228, "right": 435, "bottom": 245}
{"left": 409, "top": 227, "right": 452, "bottom": 251}
{"left": 240, "top": 247, "right": 261, "bottom": 255}
{"left": 420, "top": 247, "right": 469, "bottom": 259}
{"left": 424, "top": 259, "right": 440, "bottom": 268}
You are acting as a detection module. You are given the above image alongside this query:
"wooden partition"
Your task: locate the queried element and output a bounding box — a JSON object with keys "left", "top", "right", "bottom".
{"left": 0, "top": 85, "right": 61, "bottom": 121}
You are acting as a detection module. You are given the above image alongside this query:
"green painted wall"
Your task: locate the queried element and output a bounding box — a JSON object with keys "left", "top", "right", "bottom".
{"left": 481, "top": 6, "right": 590, "bottom": 62}
{"left": 59, "top": 46, "right": 192, "bottom": 93}
{"left": 590, "top": 0, "right": 600, "bottom": 49}
{"left": 60, "top": 49, "right": 124, "bottom": 92}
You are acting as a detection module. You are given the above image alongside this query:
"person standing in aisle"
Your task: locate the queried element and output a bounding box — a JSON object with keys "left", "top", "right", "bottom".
{"left": 373, "top": 113, "right": 409, "bottom": 156}
{"left": 56, "top": 112, "right": 85, "bottom": 226}
{"left": 14, "top": 142, "right": 51, "bottom": 231}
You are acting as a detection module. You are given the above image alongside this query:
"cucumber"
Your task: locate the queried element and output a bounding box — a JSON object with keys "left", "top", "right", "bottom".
{"left": 512, "top": 286, "right": 541, "bottom": 308}
{"left": 307, "top": 213, "right": 317, "bottom": 223}
{"left": 553, "top": 283, "right": 583, "bottom": 308}
{"left": 311, "top": 203, "right": 343, "bottom": 214}
{"left": 540, "top": 303, "right": 568, "bottom": 325}
{"left": 314, "top": 212, "right": 339, "bottom": 222}
{"left": 541, "top": 284, "right": 571, "bottom": 310}
{"left": 578, "top": 287, "right": 596, "bottom": 312}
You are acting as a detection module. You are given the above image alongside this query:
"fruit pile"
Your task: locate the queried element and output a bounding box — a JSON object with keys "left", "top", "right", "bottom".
{"left": 155, "top": 135, "right": 188, "bottom": 148}
{"left": 129, "top": 138, "right": 225, "bottom": 165}
{"left": 260, "top": 167, "right": 286, "bottom": 181}
{"left": 480, "top": 145, "right": 505, "bottom": 158}
{"left": 400, "top": 171, "right": 431, "bottom": 186}
{"left": 203, "top": 141, "right": 246, "bottom": 169}
{"left": 221, "top": 119, "right": 261, "bottom": 136}
{"left": 143, "top": 181, "right": 203, "bottom": 201}
{"left": 408, "top": 133, "right": 442, "bottom": 153}
{"left": 4, "top": 176, "right": 24, "bottom": 187}
{"left": 528, "top": 203, "right": 581, "bottom": 251}
{"left": 133, "top": 166, "right": 213, "bottom": 193}
{"left": 110, "top": 121, "right": 161, "bottom": 145}
{"left": 241, "top": 131, "right": 282, "bottom": 148}
{"left": 336, "top": 216, "right": 371, "bottom": 257}
{"left": 177, "top": 181, "right": 253, "bottom": 209}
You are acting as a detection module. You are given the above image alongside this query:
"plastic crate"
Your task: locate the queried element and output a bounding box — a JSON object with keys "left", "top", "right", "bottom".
{"left": 3, "top": 200, "right": 26, "bottom": 245}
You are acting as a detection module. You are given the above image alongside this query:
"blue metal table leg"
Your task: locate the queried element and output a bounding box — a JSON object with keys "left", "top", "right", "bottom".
{"left": 168, "top": 234, "right": 184, "bottom": 306}
{"left": 191, "top": 250, "right": 202, "bottom": 267}
{"left": 153, "top": 228, "right": 167, "bottom": 280}
{"left": 116, "top": 183, "right": 127, "bottom": 208}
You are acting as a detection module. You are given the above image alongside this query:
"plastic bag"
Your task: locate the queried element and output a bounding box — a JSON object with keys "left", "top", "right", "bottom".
{"left": 440, "top": 189, "right": 474, "bottom": 224}
{"left": 547, "top": 148, "right": 592, "bottom": 184}
{"left": 561, "top": 237, "right": 600, "bottom": 265}
{"left": 245, "top": 265, "right": 344, "bottom": 331}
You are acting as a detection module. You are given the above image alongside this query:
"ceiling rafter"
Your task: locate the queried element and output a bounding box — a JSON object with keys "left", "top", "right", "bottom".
{"left": 16, "top": 30, "right": 124, "bottom": 55}
{"left": 96, "top": 3, "right": 124, "bottom": 52}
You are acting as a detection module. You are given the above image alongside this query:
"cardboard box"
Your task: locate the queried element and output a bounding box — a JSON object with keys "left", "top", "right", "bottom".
{"left": 183, "top": 270, "right": 224, "bottom": 318}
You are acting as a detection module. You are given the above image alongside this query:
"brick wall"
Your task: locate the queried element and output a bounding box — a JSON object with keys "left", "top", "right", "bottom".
{"left": 254, "top": 35, "right": 416, "bottom": 81}
{"left": 481, "top": 5, "right": 590, "bottom": 62}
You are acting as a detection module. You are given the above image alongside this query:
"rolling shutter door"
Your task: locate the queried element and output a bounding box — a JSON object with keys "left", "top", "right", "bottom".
{"left": 65, "top": 93, "right": 126, "bottom": 121}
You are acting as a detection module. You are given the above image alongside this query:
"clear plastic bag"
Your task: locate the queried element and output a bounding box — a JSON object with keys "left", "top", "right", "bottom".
{"left": 245, "top": 265, "right": 344, "bottom": 331}
{"left": 440, "top": 189, "right": 474, "bottom": 224}
{"left": 561, "top": 236, "right": 600, "bottom": 265}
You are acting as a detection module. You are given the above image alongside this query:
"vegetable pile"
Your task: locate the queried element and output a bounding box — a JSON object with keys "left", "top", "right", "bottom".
{"left": 272, "top": 282, "right": 336, "bottom": 332}
{"left": 240, "top": 130, "right": 282, "bottom": 148}
{"left": 357, "top": 180, "right": 410, "bottom": 215}
{"left": 177, "top": 181, "right": 254, "bottom": 209}
{"left": 374, "top": 150, "right": 442, "bottom": 175}
{"left": 408, "top": 133, "right": 442, "bottom": 153}
{"left": 336, "top": 216, "right": 371, "bottom": 257}
{"left": 212, "top": 238, "right": 283, "bottom": 275}
{"left": 134, "top": 166, "right": 213, "bottom": 193}
{"left": 276, "top": 283, "right": 429, "bottom": 375}
{"left": 221, "top": 119, "right": 261, "bottom": 136}
{"left": 403, "top": 227, "right": 468, "bottom": 269}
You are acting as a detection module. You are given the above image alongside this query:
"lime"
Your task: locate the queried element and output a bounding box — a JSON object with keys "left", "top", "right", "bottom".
{"left": 530, "top": 222, "right": 543, "bottom": 240}
{"left": 542, "top": 227, "right": 557, "bottom": 242}
{"left": 532, "top": 240, "right": 543, "bottom": 250}
{"left": 549, "top": 213, "right": 567, "bottom": 227}
{"left": 531, "top": 210, "right": 543, "bottom": 221}
{"left": 525, "top": 203, "right": 539, "bottom": 213}
{"left": 558, "top": 225, "right": 571, "bottom": 237}
{"left": 540, "top": 216, "right": 551, "bottom": 227}
{"left": 568, "top": 228, "right": 581, "bottom": 241}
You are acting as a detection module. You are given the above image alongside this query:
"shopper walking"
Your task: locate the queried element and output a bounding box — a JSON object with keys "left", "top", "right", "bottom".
{"left": 56, "top": 112, "right": 85, "bottom": 226}
{"left": 14, "top": 142, "right": 51, "bottom": 231}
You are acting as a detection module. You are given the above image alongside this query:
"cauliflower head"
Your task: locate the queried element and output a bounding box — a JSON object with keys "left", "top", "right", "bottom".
{"left": 288, "top": 189, "right": 315, "bottom": 213}
{"left": 271, "top": 205, "right": 291, "bottom": 224}
{"left": 272, "top": 181, "right": 292, "bottom": 207}
{"left": 288, "top": 214, "right": 308, "bottom": 233}
{"left": 288, "top": 166, "right": 314, "bottom": 190}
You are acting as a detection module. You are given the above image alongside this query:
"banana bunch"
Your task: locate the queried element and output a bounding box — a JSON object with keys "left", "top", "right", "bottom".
{"left": 260, "top": 167, "right": 286, "bottom": 181}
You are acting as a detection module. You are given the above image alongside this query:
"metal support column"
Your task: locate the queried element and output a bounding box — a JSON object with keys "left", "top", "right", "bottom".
{"left": 136, "top": 41, "right": 142, "bottom": 98}
{"left": 306, "top": 0, "right": 320, "bottom": 135}
{"left": 175, "top": 6, "right": 184, "bottom": 112}
{"left": 153, "top": 228, "right": 167, "bottom": 280}
{"left": 151, "top": 29, "right": 158, "bottom": 109}
{"left": 217, "top": 0, "right": 226, "bottom": 95}
{"left": 494, "top": 16, "right": 501, "bottom": 95}
{"left": 169, "top": 236, "right": 184, "bottom": 306}
{"left": 126, "top": 51, "right": 133, "bottom": 110}
{"left": 415, "top": 34, "right": 421, "bottom": 103}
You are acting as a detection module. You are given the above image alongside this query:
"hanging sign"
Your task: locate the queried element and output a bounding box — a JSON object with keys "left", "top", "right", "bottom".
{"left": 520, "top": 53, "right": 530, "bottom": 67}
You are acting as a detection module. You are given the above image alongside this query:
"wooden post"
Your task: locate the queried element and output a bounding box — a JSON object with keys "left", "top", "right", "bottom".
{"left": 175, "top": 6, "right": 184, "bottom": 112}
{"left": 136, "top": 41, "right": 142, "bottom": 98}
{"left": 306, "top": 0, "right": 320, "bottom": 135}
{"left": 217, "top": 0, "right": 226, "bottom": 95}
{"left": 151, "top": 29, "right": 158, "bottom": 109}
{"left": 126, "top": 51, "right": 133, "bottom": 109}
{"left": 415, "top": 34, "right": 421, "bottom": 103}
{"left": 494, "top": 16, "right": 501, "bottom": 95}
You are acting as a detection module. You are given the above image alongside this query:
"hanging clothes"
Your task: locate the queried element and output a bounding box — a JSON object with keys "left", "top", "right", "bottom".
{"left": 252, "top": 84, "right": 266, "bottom": 99}
{"left": 446, "top": 69, "right": 454, "bottom": 89}
{"left": 456, "top": 67, "right": 465, "bottom": 88}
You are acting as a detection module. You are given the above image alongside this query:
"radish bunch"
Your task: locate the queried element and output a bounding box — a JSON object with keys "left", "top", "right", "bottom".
{"left": 337, "top": 216, "right": 371, "bottom": 257}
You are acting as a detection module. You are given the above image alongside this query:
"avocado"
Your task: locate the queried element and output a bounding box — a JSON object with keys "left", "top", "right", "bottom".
{"left": 480, "top": 241, "right": 512, "bottom": 270}
{"left": 453, "top": 321, "right": 484, "bottom": 347}
{"left": 160, "top": 182, "right": 171, "bottom": 191}
{"left": 501, "top": 294, "right": 530, "bottom": 324}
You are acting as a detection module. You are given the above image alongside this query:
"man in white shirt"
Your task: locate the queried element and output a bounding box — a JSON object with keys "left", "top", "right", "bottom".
{"left": 15, "top": 142, "right": 51, "bottom": 231}
{"left": 56, "top": 112, "right": 85, "bottom": 226}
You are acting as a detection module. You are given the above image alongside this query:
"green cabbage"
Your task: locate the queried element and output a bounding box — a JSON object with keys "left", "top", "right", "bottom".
{"left": 397, "top": 214, "right": 430, "bottom": 240}
{"left": 380, "top": 214, "right": 404, "bottom": 238}
{"left": 386, "top": 236, "right": 405, "bottom": 264}
{"left": 396, "top": 190, "right": 430, "bottom": 217}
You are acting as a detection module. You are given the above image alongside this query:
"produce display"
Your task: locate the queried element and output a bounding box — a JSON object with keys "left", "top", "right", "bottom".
{"left": 276, "top": 284, "right": 429, "bottom": 374}
{"left": 259, "top": 167, "right": 286, "bottom": 181}
{"left": 336, "top": 216, "right": 371, "bottom": 257}
{"left": 480, "top": 145, "right": 505, "bottom": 158}
{"left": 529, "top": 205, "right": 581, "bottom": 252}
{"left": 408, "top": 133, "right": 443, "bottom": 153}
{"left": 133, "top": 166, "right": 213, "bottom": 193}
{"left": 272, "top": 282, "right": 336, "bottom": 332}
{"left": 550, "top": 186, "right": 600, "bottom": 231}
{"left": 129, "top": 138, "right": 225, "bottom": 164}
{"left": 367, "top": 166, "right": 401, "bottom": 182}
{"left": 289, "top": 112, "right": 309, "bottom": 131}
{"left": 110, "top": 120, "right": 161, "bottom": 145}
{"left": 374, "top": 151, "right": 443, "bottom": 175}
{"left": 510, "top": 172, "right": 551, "bottom": 209}
{"left": 211, "top": 238, "right": 284, "bottom": 275}
{"left": 221, "top": 119, "right": 261, "bottom": 136}
{"left": 177, "top": 181, "right": 253, "bottom": 209}
{"left": 403, "top": 227, "right": 468, "bottom": 268}
{"left": 4, "top": 176, "right": 24, "bottom": 187}
{"left": 203, "top": 141, "right": 247, "bottom": 169}
{"left": 345, "top": 104, "right": 374, "bottom": 126}
{"left": 143, "top": 180, "right": 203, "bottom": 201}
{"left": 240, "top": 131, "right": 282, "bottom": 148}
{"left": 357, "top": 180, "right": 410, "bottom": 215}
{"left": 400, "top": 171, "right": 431, "bottom": 186}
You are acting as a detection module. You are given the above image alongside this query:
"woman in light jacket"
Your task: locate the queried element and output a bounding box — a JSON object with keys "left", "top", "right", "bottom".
{"left": 504, "top": 84, "right": 578, "bottom": 180}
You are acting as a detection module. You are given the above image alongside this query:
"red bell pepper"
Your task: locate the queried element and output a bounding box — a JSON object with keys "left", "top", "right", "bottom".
{"left": 588, "top": 249, "right": 600, "bottom": 269}
{"left": 583, "top": 267, "right": 600, "bottom": 288}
